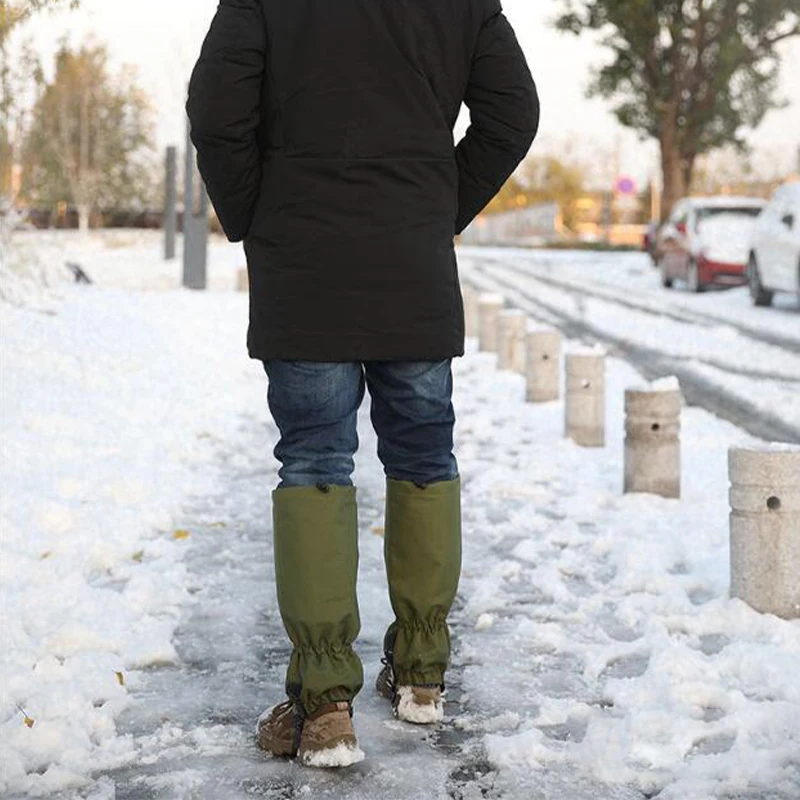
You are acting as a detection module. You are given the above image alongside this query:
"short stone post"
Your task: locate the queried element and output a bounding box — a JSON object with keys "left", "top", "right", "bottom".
{"left": 729, "top": 446, "right": 800, "bottom": 619}
{"left": 237, "top": 267, "right": 249, "bottom": 292}
{"left": 624, "top": 379, "right": 682, "bottom": 498}
{"left": 478, "top": 293, "right": 504, "bottom": 353}
{"left": 526, "top": 328, "right": 562, "bottom": 403}
{"left": 497, "top": 310, "right": 527, "bottom": 372}
{"left": 565, "top": 349, "right": 606, "bottom": 447}
{"left": 462, "top": 284, "right": 480, "bottom": 338}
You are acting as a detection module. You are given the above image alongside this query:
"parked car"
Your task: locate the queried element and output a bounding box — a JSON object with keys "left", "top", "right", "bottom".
{"left": 747, "top": 182, "right": 800, "bottom": 306}
{"left": 657, "top": 196, "right": 767, "bottom": 292}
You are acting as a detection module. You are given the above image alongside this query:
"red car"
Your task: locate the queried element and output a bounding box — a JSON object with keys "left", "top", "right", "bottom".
{"left": 657, "top": 197, "right": 766, "bottom": 292}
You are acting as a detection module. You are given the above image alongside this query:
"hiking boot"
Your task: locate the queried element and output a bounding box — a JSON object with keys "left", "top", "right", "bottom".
{"left": 298, "top": 701, "right": 364, "bottom": 768}
{"left": 256, "top": 700, "right": 364, "bottom": 768}
{"left": 376, "top": 658, "right": 444, "bottom": 725}
{"left": 255, "top": 700, "right": 301, "bottom": 758}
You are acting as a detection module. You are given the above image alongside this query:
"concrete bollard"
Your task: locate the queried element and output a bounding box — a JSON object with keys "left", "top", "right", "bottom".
{"left": 237, "top": 268, "right": 249, "bottom": 292}
{"left": 526, "top": 327, "right": 562, "bottom": 403}
{"left": 478, "top": 293, "right": 504, "bottom": 353}
{"left": 565, "top": 349, "right": 606, "bottom": 447}
{"left": 729, "top": 446, "right": 800, "bottom": 619}
{"left": 462, "top": 284, "right": 480, "bottom": 339}
{"left": 497, "top": 310, "right": 527, "bottom": 372}
{"left": 624, "top": 378, "right": 682, "bottom": 498}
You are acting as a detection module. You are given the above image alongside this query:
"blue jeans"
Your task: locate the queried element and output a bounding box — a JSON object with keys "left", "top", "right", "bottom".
{"left": 263, "top": 360, "right": 458, "bottom": 488}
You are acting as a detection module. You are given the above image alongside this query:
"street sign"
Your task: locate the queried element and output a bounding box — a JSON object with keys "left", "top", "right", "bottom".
{"left": 615, "top": 176, "right": 636, "bottom": 195}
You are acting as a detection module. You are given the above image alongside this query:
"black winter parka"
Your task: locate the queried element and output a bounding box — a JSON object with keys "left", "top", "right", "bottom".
{"left": 187, "top": 0, "right": 539, "bottom": 362}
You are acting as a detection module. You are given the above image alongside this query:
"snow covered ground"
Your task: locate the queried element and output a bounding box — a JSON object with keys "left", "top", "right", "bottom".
{"left": 1, "top": 233, "right": 798, "bottom": 798}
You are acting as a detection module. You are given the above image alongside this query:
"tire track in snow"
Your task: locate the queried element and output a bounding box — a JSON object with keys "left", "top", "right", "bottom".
{"left": 462, "top": 264, "right": 800, "bottom": 445}
{"left": 480, "top": 256, "right": 800, "bottom": 354}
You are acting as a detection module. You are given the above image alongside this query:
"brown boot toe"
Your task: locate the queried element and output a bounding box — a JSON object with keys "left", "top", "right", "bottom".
{"left": 298, "top": 701, "right": 364, "bottom": 768}
{"left": 255, "top": 700, "right": 301, "bottom": 758}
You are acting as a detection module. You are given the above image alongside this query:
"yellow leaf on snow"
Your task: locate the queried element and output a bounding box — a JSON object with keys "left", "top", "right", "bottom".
{"left": 115, "top": 671, "right": 125, "bottom": 686}
{"left": 173, "top": 530, "right": 190, "bottom": 540}
{"left": 17, "top": 705, "right": 34, "bottom": 728}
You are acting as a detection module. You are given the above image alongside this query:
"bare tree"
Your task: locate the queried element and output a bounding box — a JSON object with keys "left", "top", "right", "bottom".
{"left": 21, "top": 42, "right": 155, "bottom": 231}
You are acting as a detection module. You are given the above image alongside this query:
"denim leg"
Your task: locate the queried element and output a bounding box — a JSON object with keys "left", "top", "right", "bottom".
{"left": 263, "top": 361, "right": 365, "bottom": 488}
{"left": 364, "top": 360, "right": 459, "bottom": 486}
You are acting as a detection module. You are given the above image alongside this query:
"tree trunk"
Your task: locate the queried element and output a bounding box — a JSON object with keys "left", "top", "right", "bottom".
{"left": 77, "top": 204, "right": 90, "bottom": 233}
{"left": 659, "top": 138, "right": 687, "bottom": 223}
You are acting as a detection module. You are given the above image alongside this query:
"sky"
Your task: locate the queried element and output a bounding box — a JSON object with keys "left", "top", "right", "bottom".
{"left": 21, "top": 0, "right": 800, "bottom": 189}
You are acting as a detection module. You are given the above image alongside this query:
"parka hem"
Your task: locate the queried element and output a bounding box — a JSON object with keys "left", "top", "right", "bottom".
{"left": 250, "top": 336, "right": 465, "bottom": 364}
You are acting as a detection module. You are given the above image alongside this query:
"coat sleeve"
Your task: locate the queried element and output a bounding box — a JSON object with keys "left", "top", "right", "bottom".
{"left": 186, "top": 0, "right": 266, "bottom": 243}
{"left": 454, "top": 3, "right": 540, "bottom": 235}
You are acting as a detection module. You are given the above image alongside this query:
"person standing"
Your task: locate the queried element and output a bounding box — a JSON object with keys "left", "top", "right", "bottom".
{"left": 187, "top": 0, "right": 538, "bottom": 768}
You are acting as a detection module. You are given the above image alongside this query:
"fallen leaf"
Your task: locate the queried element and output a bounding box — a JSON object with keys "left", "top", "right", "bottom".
{"left": 115, "top": 671, "right": 125, "bottom": 686}
{"left": 173, "top": 530, "right": 190, "bottom": 540}
{"left": 17, "top": 705, "right": 35, "bottom": 728}
{"left": 371, "top": 525, "right": 385, "bottom": 537}
{"left": 132, "top": 551, "right": 144, "bottom": 563}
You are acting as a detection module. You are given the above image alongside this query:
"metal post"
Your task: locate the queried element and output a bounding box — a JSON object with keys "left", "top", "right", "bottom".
{"left": 164, "top": 146, "right": 177, "bottom": 261}
{"left": 183, "top": 121, "right": 208, "bottom": 290}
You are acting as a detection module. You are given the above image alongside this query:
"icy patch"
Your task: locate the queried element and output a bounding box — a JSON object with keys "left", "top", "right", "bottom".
{"left": 300, "top": 742, "right": 365, "bottom": 768}
{"left": 395, "top": 687, "right": 444, "bottom": 725}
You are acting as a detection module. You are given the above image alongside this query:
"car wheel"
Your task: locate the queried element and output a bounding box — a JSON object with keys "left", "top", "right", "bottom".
{"left": 748, "top": 255, "right": 773, "bottom": 307}
{"left": 686, "top": 259, "right": 705, "bottom": 293}
{"left": 659, "top": 258, "right": 674, "bottom": 288}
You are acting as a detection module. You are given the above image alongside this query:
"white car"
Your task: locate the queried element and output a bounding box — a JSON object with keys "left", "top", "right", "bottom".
{"left": 748, "top": 182, "right": 800, "bottom": 306}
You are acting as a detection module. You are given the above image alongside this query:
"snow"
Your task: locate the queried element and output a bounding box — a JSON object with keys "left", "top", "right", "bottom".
{"left": 1, "top": 231, "right": 260, "bottom": 797}
{"left": 1, "top": 232, "right": 799, "bottom": 798}
{"left": 300, "top": 743, "right": 366, "bottom": 769}
{"left": 566, "top": 344, "right": 608, "bottom": 357}
{"left": 627, "top": 376, "right": 682, "bottom": 393}
{"left": 0, "top": 207, "right": 67, "bottom": 309}
{"left": 394, "top": 687, "right": 445, "bottom": 725}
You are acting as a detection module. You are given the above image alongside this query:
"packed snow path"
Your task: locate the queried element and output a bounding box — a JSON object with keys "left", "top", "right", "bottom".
{"left": 104, "top": 403, "right": 478, "bottom": 800}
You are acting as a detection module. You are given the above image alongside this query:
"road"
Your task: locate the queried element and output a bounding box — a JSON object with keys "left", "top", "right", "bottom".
{"left": 458, "top": 247, "right": 800, "bottom": 444}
